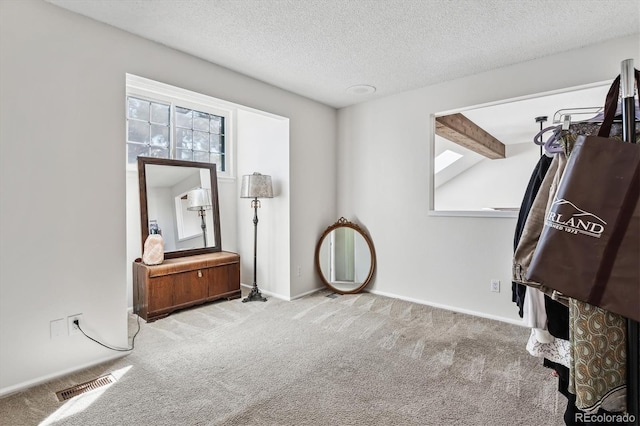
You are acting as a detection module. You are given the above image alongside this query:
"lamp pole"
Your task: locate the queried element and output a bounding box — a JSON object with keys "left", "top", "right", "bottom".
{"left": 199, "top": 208, "right": 207, "bottom": 247}
{"left": 243, "top": 197, "right": 267, "bottom": 302}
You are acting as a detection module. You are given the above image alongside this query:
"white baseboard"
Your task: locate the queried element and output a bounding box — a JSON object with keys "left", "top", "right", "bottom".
{"left": 240, "top": 283, "right": 326, "bottom": 302}
{"left": 367, "top": 288, "right": 526, "bottom": 327}
{"left": 238, "top": 284, "right": 524, "bottom": 327}
{"left": 240, "top": 283, "right": 324, "bottom": 302}
{"left": 0, "top": 352, "right": 126, "bottom": 398}
{"left": 240, "top": 283, "right": 291, "bottom": 301}
{"left": 289, "top": 286, "right": 324, "bottom": 300}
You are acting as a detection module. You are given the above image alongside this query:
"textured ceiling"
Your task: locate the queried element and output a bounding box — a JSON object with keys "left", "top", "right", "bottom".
{"left": 47, "top": 0, "right": 639, "bottom": 108}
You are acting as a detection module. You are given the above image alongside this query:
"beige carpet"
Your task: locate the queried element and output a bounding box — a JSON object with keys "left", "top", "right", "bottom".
{"left": 0, "top": 290, "right": 564, "bottom": 425}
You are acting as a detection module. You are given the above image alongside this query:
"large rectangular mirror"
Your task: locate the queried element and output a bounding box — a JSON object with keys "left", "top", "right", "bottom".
{"left": 138, "top": 157, "right": 222, "bottom": 259}
{"left": 431, "top": 82, "right": 610, "bottom": 215}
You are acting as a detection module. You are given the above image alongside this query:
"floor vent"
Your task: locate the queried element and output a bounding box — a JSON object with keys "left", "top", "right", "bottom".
{"left": 56, "top": 374, "right": 116, "bottom": 402}
{"left": 326, "top": 293, "right": 339, "bottom": 299}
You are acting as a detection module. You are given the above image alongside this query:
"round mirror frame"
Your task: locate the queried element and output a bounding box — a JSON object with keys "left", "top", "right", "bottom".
{"left": 314, "top": 217, "right": 376, "bottom": 294}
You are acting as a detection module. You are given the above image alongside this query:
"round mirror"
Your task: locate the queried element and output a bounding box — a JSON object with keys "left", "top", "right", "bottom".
{"left": 315, "top": 217, "right": 376, "bottom": 294}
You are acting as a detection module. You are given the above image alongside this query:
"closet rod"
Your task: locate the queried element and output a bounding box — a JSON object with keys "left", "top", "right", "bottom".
{"left": 620, "top": 57, "right": 638, "bottom": 426}
{"left": 621, "top": 59, "right": 637, "bottom": 144}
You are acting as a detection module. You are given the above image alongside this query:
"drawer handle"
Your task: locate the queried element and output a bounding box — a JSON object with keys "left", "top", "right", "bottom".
{"left": 197, "top": 270, "right": 203, "bottom": 278}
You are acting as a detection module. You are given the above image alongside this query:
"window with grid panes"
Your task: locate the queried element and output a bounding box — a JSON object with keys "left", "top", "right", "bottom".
{"left": 126, "top": 97, "right": 226, "bottom": 172}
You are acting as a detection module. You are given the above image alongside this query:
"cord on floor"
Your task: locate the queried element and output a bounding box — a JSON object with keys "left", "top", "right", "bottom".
{"left": 75, "top": 314, "right": 141, "bottom": 352}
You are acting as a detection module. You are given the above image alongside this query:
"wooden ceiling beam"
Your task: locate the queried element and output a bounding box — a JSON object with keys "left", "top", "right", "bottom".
{"left": 435, "top": 113, "right": 505, "bottom": 159}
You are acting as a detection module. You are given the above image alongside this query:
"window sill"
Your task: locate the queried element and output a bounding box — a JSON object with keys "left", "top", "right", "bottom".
{"left": 428, "top": 210, "right": 519, "bottom": 218}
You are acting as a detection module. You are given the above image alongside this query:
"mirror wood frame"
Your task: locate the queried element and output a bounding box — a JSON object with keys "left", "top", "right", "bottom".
{"left": 137, "top": 157, "right": 222, "bottom": 259}
{"left": 314, "top": 217, "right": 376, "bottom": 294}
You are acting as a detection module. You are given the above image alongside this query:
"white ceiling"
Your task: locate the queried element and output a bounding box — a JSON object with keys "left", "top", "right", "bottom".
{"left": 46, "top": 0, "right": 639, "bottom": 108}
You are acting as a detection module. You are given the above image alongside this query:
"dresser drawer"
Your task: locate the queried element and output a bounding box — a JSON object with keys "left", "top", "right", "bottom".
{"left": 133, "top": 251, "right": 241, "bottom": 321}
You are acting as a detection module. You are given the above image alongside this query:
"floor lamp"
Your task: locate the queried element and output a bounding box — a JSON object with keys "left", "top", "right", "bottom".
{"left": 187, "top": 188, "right": 212, "bottom": 247}
{"left": 240, "top": 172, "right": 273, "bottom": 303}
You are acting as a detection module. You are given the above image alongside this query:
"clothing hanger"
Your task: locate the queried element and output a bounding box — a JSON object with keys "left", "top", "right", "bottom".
{"left": 533, "top": 125, "right": 559, "bottom": 145}
{"left": 536, "top": 83, "right": 639, "bottom": 155}
{"left": 553, "top": 98, "right": 640, "bottom": 128}
{"left": 579, "top": 104, "right": 640, "bottom": 124}
{"left": 543, "top": 129, "right": 564, "bottom": 154}
{"left": 553, "top": 107, "right": 603, "bottom": 127}
{"left": 533, "top": 125, "right": 563, "bottom": 154}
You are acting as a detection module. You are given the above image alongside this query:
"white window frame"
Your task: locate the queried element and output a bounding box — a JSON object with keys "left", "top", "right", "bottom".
{"left": 126, "top": 74, "right": 235, "bottom": 179}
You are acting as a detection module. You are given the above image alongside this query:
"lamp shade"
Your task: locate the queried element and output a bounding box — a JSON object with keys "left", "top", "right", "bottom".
{"left": 240, "top": 173, "right": 273, "bottom": 198}
{"left": 186, "top": 188, "right": 212, "bottom": 210}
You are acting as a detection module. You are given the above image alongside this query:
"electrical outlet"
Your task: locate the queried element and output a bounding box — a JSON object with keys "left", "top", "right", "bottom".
{"left": 68, "top": 314, "right": 83, "bottom": 336}
{"left": 50, "top": 319, "right": 66, "bottom": 339}
{"left": 490, "top": 280, "right": 500, "bottom": 293}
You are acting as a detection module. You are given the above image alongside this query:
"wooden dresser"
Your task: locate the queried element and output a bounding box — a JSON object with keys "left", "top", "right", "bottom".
{"left": 133, "top": 251, "right": 241, "bottom": 322}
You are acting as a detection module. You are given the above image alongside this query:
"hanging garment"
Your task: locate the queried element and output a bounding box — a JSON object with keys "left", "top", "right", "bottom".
{"left": 568, "top": 301, "right": 627, "bottom": 414}
{"left": 512, "top": 152, "right": 570, "bottom": 305}
{"left": 526, "top": 328, "right": 570, "bottom": 368}
{"left": 523, "top": 286, "right": 548, "bottom": 329}
{"left": 545, "top": 294, "right": 569, "bottom": 340}
{"left": 512, "top": 154, "right": 553, "bottom": 317}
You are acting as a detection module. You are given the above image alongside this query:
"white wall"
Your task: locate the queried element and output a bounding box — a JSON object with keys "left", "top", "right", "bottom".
{"left": 0, "top": 0, "right": 336, "bottom": 395}
{"left": 236, "top": 109, "right": 291, "bottom": 299}
{"left": 337, "top": 35, "right": 639, "bottom": 323}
